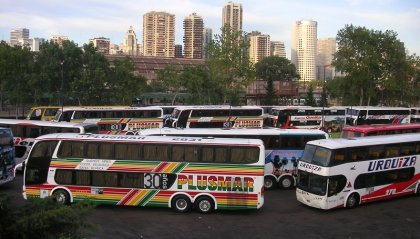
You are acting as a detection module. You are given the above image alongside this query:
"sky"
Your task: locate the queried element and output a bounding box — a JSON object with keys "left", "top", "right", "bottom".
{"left": 1, "top": 0, "right": 419, "bottom": 58}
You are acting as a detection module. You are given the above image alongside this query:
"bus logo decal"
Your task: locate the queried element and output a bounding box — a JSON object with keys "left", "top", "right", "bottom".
{"left": 177, "top": 175, "right": 254, "bottom": 192}
{"left": 367, "top": 156, "right": 416, "bottom": 172}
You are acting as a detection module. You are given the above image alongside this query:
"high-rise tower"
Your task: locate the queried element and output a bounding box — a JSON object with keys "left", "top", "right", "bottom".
{"left": 202, "top": 28, "right": 213, "bottom": 59}
{"left": 222, "top": 2, "right": 243, "bottom": 32}
{"left": 317, "top": 38, "right": 336, "bottom": 80}
{"left": 291, "top": 20, "right": 317, "bottom": 82}
{"left": 10, "top": 28, "right": 29, "bottom": 46}
{"left": 249, "top": 31, "right": 270, "bottom": 64}
{"left": 270, "top": 41, "right": 286, "bottom": 58}
{"left": 122, "top": 26, "right": 138, "bottom": 56}
{"left": 143, "top": 11, "right": 175, "bottom": 57}
{"left": 183, "top": 13, "right": 204, "bottom": 59}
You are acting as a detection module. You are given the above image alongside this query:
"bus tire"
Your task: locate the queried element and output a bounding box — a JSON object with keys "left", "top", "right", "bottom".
{"left": 171, "top": 195, "right": 192, "bottom": 213}
{"left": 264, "top": 176, "right": 277, "bottom": 190}
{"left": 416, "top": 184, "right": 420, "bottom": 196}
{"left": 52, "top": 189, "right": 70, "bottom": 205}
{"left": 195, "top": 196, "right": 214, "bottom": 214}
{"left": 346, "top": 193, "right": 360, "bottom": 209}
{"left": 279, "top": 176, "right": 294, "bottom": 189}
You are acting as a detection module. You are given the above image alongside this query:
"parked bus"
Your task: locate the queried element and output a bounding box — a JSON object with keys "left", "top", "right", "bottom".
{"left": 341, "top": 123, "right": 420, "bottom": 138}
{"left": 345, "top": 106, "right": 411, "bottom": 126}
{"left": 23, "top": 133, "right": 265, "bottom": 213}
{"left": 296, "top": 133, "right": 420, "bottom": 210}
{"left": 411, "top": 108, "right": 420, "bottom": 123}
{"left": 0, "top": 119, "right": 99, "bottom": 169}
{"left": 166, "top": 106, "right": 264, "bottom": 129}
{"left": 265, "top": 106, "right": 346, "bottom": 132}
{"left": 26, "top": 106, "right": 61, "bottom": 121}
{"left": 140, "top": 128, "right": 328, "bottom": 190}
{"left": 0, "top": 128, "right": 15, "bottom": 185}
{"left": 53, "top": 106, "right": 163, "bottom": 134}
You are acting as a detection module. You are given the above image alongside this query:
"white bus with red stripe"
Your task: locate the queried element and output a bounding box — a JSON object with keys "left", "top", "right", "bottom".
{"left": 23, "top": 133, "right": 265, "bottom": 213}
{"left": 296, "top": 133, "right": 420, "bottom": 209}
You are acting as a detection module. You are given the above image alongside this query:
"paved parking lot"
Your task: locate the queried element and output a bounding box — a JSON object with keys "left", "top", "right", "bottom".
{"left": 3, "top": 175, "right": 420, "bottom": 239}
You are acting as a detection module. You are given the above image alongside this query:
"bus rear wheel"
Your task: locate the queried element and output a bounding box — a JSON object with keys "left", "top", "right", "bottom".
{"left": 279, "top": 176, "right": 294, "bottom": 189}
{"left": 264, "top": 176, "right": 277, "bottom": 190}
{"left": 346, "top": 193, "right": 359, "bottom": 209}
{"left": 52, "top": 189, "right": 70, "bottom": 205}
{"left": 195, "top": 196, "right": 214, "bottom": 214}
{"left": 171, "top": 195, "right": 192, "bottom": 213}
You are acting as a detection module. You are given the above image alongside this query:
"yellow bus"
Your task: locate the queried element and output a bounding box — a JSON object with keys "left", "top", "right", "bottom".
{"left": 26, "top": 106, "right": 61, "bottom": 121}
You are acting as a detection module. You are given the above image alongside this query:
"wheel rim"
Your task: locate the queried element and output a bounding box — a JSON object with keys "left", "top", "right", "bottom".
{"left": 199, "top": 200, "right": 211, "bottom": 212}
{"left": 176, "top": 198, "right": 188, "bottom": 211}
{"left": 347, "top": 194, "right": 357, "bottom": 208}
{"left": 55, "top": 192, "right": 66, "bottom": 204}
{"left": 282, "top": 178, "right": 292, "bottom": 188}
{"left": 264, "top": 178, "right": 273, "bottom": 189}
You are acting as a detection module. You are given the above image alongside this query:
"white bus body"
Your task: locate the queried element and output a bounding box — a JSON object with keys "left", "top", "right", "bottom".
{"left": 296, "top": 134, "right": 420, "bottom": 209}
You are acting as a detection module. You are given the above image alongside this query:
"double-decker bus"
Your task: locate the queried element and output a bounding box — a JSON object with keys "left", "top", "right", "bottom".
{"left": 341, "top": 123, "right": 420, "bottom": 138}
{"left": 411, "top": 108, "right": 420, "bottom": 123}
{"left": 0, "top": 119, "right": 99, "bottom": 169}
{"left": 26, "top": 106, "right": 61, "bottom": 121}
{"left": 345, "top": 106, "right": 411, "bottom": 126}
{"left": 296, "top": 134, "right": 420, "bottom": 210}
{"left": 140, "top": 128, "right": 328, "bottom": 190}
{"left": 0, "top": 128, "right": 15, "bottom": 185}
{"left": 23, "top": 133, "right": 265, "bottom": 213}
{"left": 265, "top": 106, "right": 346, "bottom": 132}
{"left": 53, "top": 106, "right": 163, "bottom": 134}
{"left": 166, "top": 106, "right": 264, "bottom": 129}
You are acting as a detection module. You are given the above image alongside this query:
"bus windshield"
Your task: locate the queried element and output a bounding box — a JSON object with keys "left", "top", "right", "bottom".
{"left": 297, "top": 170, "right": 327, "bottom": 196}
{"left": 300, "top": 145, "right": 332, "bottom": 167}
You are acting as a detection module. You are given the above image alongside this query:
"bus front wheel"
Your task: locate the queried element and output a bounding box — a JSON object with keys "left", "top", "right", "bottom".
{"left": 195, "top": 196, "right": 214, "bottom": 214}
{"left": 279, "top": 176, "right": 294, "bottom": 189}
{"left": 264, "top": 176, "right": 277, "bottom": 190}
{"left": 346, "top": 193, "right": 359, "bottom": 209}
{"left": 52, "top": 189, "right": 70, "bottom": 205}
{"left": 171, "top": 195, "right": 192, "bottom": 213}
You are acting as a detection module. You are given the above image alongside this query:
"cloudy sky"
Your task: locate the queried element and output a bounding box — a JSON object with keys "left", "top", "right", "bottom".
{"left": 1, "top": 0, "right": 419, "bottom": 58}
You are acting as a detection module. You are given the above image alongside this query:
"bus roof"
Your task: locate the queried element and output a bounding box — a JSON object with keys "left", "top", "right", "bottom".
{"left": 56, "top": 106, "right": 163, "bottom": 111}
{"left": 345, "top": 106, "right": 410, "bottom": 110}
{"left": 0, "top": 118, "right": 98, "bottom": 128}
{"left": 307, "top": 133, "right": 420, "bottom": 150}
{"left": 140, "top": 127, "right": 328, "bottom": 136}
{"left": 34, "top": 133, "right": 264, "bottom": 146}
{"left": 172, "top": 105, "right": 263, "bottom": 110}
{"left": 342, "top": 123, "right": 420, "bottom": 133}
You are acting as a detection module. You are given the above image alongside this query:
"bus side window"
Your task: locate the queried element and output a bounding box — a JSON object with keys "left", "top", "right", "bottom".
{"left": 416, "top": 143, "right": 420, "bottom": 154}
{"left": 28, "top": 127, "right": 40, "bottom": 138}
{"left": 368, "top": 146, "right": 384, "bottom": 159}
{"left": 384, "top": 144, "right": 400, "bottom": 158}
{"left": 331, "top": 149, "right": 345, "bottom": 165}
{"left": 400, "top": 143, "right": 415, "bottom": 156}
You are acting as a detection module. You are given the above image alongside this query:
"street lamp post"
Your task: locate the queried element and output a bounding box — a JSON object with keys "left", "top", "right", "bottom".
{"left": 321, "top": 64, "right": 331, "bottom": 131}
{"left": 60, "top": 60, "right": 64, "bottom": 112}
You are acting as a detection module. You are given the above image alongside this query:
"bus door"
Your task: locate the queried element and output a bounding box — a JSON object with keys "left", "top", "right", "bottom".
{"left": 356, "top": 110, "right": 367, "bottom": 125}
{"left": 177, "top": 110, "right": 191, "bottom": 128}
{"left": 277, "top": 111, "right": 290, "bottom": 128}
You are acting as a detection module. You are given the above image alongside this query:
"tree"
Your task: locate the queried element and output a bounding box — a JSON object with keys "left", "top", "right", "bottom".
{"left": 333, "top": 25, "right": 409, "bottom": 106}
{"left": 155, "top": 65, "right": 183, "bottom": 105}
{"left": 305, "top": 84, "right": 316, "bottom": 106}
{"left": 70, "top": 43, "right": 111, "bottom": 105}
{"left": 255, "top": 56, "right": 299, "bottom": 105}
{"left": 181, "top": 65, "right": 209, "bottom": 104}
{"left": 111, "top": 56, "right": 147, "bottom": 105}
{"left": 206, "top": 25, "right": 255, "bottom": 105}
